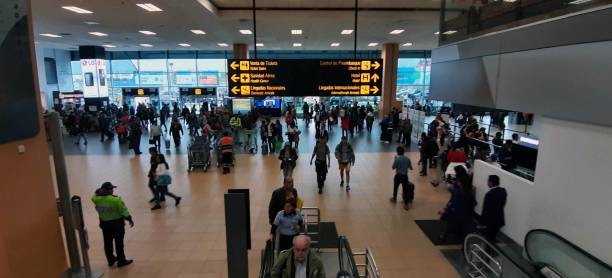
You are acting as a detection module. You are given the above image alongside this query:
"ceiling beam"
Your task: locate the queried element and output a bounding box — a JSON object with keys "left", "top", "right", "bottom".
{"left": 216, "top": 7, "right": 466, "bottom": 12}
{"left": 196, "top": 0, "right": 219, "bottom": 15}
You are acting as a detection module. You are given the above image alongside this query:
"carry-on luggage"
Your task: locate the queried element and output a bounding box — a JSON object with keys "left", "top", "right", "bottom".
{"left": 261, "top": 144, "right": 269, "bottom": 155}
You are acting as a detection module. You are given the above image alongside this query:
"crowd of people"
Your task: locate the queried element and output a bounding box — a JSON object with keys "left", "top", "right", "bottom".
{"left": 78, "top": 100, "right": 509, "bottom": 275}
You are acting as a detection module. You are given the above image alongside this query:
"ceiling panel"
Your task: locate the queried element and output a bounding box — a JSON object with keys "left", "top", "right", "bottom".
{"left": 31, "top": 0, "right": 461, "bottom": 51}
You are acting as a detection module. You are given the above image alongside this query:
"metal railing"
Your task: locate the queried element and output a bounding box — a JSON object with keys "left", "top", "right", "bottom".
{"left": 463, "top": 233, "right": 538, "bottom": 278}
{"left": 259, "top": 239, "right": 274, "bottom": 278}
{"left": 338, "top": 236, "right": 380, "bottom": 278}
{"left": 301, "top": 207, "right": 321, "bottom": 247}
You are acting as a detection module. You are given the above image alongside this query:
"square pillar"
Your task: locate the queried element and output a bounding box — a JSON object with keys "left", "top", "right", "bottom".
{"left": 233, "top": 43, "right": 249, "bottom": 59}
{"left": 380, "top": 43, "right": 399, "bottom": 117}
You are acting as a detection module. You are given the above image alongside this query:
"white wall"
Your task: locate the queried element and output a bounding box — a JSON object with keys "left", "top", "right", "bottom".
{"left": 33, "top": 45, "right": 73, "bottom": 110}
{"left": 473, "top": 116, "right": 612, "bottom": 265}
{"left": 528, "top": 117, "right": 612, "bottom": 265}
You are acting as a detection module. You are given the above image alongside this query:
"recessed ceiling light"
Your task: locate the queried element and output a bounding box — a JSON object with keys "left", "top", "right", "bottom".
{"left": 569, "top": 0, "right": 594, "bottom": 3}
{"left": 191, "top": 29, "right": 206, "bottom": 35}
{"left": 102, "top": 44, "right": 116, "bottom": 48}
{"left": 443, "top": 30, "right": 457, "bottom": 35}
{"left": 40, "top": 33, "right": 62, "bottom": 38}
{"left": 330, "top": 43, "right": 340, "bottom": 47}
{"left": 139, "top": 30, "right": 156, "bottom": 35}
{"left": 61, "top": 6, "right": 93, "bottom": 14}
{"left": 239, "top": 29, "right": 253, "bottom": 35}
{"left": 178, "top": 43, "right": 191, "bottom": 47}
{"left": 136, "top": 3, "right": 163, "bottom": 12}
{"left": 293, "top": 43, "right": 302, "bottom": 47}
{"left": 88, "top": 32, "right": 108, "bottom": 37}
{"left": 402, "top": 42, "right": 414, "bottom": 47}
{"left": 217, "top": 43, "right": 229, "bottom": 47}
{"left": 434, "top": 31, "right": 440, "bottom": 35}
{"left": 84, "top": 21, "right": 99, "bottom": 25}
{"left": 256, "top": 43, "right": 264, "bottom": 47}
{"left": 390, "top": 29, "right": 405, "bottom": 35}
{"left": 341, "top": 30, "right": 354, "bottom": 35}
{"left": 140, "top": 43, "right": 153, "bottom": 47}
{"left": 291, "top": 29, "right": 302, "bottom": 35}
{"left": 368, "top": 42, "right": 378, "bottom": 47}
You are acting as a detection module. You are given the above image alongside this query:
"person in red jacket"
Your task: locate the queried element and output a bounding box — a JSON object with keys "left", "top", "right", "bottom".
{"left": 447, "top": 146, "right": 468, "bottom": 163}
{"left": 341, "top": 117, "right": 350, "bottom": 137}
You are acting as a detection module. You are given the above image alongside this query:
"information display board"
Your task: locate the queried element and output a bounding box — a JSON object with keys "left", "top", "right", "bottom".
{"left": 227, "top": 59, "right": 382, "bottom": 97}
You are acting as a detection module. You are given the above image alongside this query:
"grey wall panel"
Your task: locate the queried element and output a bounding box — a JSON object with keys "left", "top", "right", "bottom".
{"left": 431, "top": 44, "right": 460, "bottom": 63}
{"left": 496, "top": 40, "right": 612, "bottom": 127}
{"left": 500, "top": 7, "right": 612, "bottom": 54}
{"left": 482, "top": 55, "right": 501, "bottom": 104}
{"left": 430, "top": 57, "right": 496, "bottom": 108}
{"left": 456, "top": 35, "right": 502, "bottom": 59}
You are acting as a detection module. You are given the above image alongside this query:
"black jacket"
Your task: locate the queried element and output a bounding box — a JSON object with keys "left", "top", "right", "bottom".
{"left": 481, "top": 187, "right": 507, "bottom": 228}
{"left": 268, "top": 187, "right": 298, "bottom": 225}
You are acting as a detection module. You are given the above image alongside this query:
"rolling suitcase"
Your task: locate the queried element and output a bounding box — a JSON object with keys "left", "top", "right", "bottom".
{"left": 165, "top": 137, "right": 171, "bottom": 149}
{"left": 261, "top": 143, "right": 269, "bottom": 155}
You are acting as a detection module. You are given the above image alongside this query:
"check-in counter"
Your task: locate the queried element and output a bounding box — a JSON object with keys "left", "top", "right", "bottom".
{"left": 473, "top": 159, "right": 535, "bottom": 244}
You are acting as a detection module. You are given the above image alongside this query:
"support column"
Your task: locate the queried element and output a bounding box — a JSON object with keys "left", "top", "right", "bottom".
{"left": 380, "top": 43, "right": 399, "bottom": 117}
{"left": 233, "top": 43, "right": 249, "bottom": 59}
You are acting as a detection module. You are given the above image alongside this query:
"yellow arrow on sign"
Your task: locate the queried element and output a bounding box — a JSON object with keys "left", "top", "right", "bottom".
{"left": 231, "top": 86, "right": 240, "bottom": 94}
{"left": 370, "top": 86, "right": 379, "bottom": 95}
{"left": 231, "top": 74, "right": 239, "bottom": 82}
{"left": 372, "top": 61, "right": 380, "bottom": 70}
{"left": 371, "top": 73, "right": 380, "bottom": 82}
{"left": 230, "top": 61, "right": 239, "bottom": 70}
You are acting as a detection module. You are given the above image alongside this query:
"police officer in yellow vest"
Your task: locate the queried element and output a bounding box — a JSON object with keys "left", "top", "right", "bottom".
{"left": 91, "top": 182, "right": 134, "bottom": 268}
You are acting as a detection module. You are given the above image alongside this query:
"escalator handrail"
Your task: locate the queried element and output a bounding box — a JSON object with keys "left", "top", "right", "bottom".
{"left": 260, "top": 239, "right": 274, "bottom": 278}
{"left": 524, "top": 229, "right": 612, "bottom": 272}
{"left": 338, "top": 236, "right": 360, "bottom": 277}
{"left": 464, "top": 233, "right": 541, "bottom": 278}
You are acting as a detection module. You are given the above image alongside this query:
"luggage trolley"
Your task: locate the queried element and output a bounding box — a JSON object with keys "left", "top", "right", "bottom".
{"left": 187, "top": 136, "right": 211, "bottom": 172}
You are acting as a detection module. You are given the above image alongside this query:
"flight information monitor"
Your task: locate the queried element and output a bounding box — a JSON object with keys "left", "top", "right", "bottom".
{"left": 227, "top": 59, "right": 383, "bottom": 97}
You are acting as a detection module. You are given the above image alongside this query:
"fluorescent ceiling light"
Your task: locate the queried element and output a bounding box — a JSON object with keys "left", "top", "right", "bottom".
{"left": 139, "top": 30, "right": 157, "bottom": 35}
{"left": 217, "top": 43, "right": 229, "bottom": 47}
{"left": 389, "top": 29, "right": 405, "bottom": 35}
{"left": 40, "top": 33, "right": 62, "bottom": 38}
{"left": 88, "top": 32, "right": 108, "bottom": 37}
{"left": 102, "top": 44, "right": 116, "bottom": 48}
{"left": 61, "top": 6, "right": 93, "bottom": 14}
{"left": 191, "top": 29, "right": 206, "bottom": 35}
{"left": 239, "top": 29, "right": 253, "bottom": 35}
{"left": 368, "top": 42, "right": 378, "bottom": 47}
{"left": 256, "top": 43, "right": 264, "bottom": 47}
{"left": 443, "top": 30, "right": 457, "bottom": 35}
{"left": 140, "top": 43, "right": 153, "bottom": 47}
{"left": 84, "top": 21, "right": 99, "bottom": 25}
{"left": 341, "top": 30, "right": 354, "bottom": 35}
{"left": 136, "top": 3, "right": 163, "bottom": 12}
{"left": 293, "top": 43, "right": 302, "bottom": 47}
{"left": 178, "top": 43, "right": 191, "bottom": 47}
{"left": 291, "top": 29, "right": 302, "bottom": 35}
{"left": 330, "top": 43, "right": 340, "bottom": 47}
{"left": 434, "top": 31, "right": 440, "bottom": 35}
{"left": 402, "top": 42, "right": 414, "bottom": 47}
{"left": 569, "top": 0, "right": 593, "bottom": 3}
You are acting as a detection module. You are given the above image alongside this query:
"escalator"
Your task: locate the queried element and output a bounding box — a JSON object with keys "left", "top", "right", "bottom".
{"left": 464, "top": 229, "right": 612, "bottom": 278}
{"left": 259, "top": 206, "right": 379, "bottom": 278}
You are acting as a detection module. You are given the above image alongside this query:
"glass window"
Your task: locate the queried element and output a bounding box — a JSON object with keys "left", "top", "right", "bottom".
{"left": 139, "top": 59, "right": 167, "bottom": 87}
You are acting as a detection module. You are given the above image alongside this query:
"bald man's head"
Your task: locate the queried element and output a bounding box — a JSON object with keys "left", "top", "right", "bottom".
{"left": 293, "top": 235, "right": 311, "bottom": 262}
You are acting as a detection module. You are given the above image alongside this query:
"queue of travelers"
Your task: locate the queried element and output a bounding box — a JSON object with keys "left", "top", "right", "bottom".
{"left": 78, "top": 99, "right": 510, "bottom": 275}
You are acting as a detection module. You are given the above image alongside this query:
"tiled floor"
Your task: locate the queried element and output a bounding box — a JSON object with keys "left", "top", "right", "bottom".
{"left": 63, "top": 120, "right": 460, "bottom": 278}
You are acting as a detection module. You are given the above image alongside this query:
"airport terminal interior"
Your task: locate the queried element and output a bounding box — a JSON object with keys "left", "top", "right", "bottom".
{"left": 1, "top": 0, "right": 612, "bottom": 277}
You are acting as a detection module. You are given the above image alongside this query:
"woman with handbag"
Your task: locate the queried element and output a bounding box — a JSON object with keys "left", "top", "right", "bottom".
{"left": 278, "top": 144, "right": 298, "bottom": 178}
{"left": 149, "top": 147, "right": 182, "bottom": 210}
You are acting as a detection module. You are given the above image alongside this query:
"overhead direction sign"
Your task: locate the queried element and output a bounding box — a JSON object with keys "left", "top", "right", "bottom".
{"left": 227, "top": 59, "right": 383, "bottom": 97}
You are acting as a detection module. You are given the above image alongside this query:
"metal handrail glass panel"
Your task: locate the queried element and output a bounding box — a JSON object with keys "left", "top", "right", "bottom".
{"left": 525, "top": 230, "right": 612, "bottom": 278}
{"left": 260, "top": 239, "right": 274, "bottom": 278}
{"left": 464, "top": 233, "right": 538, "bottom": 278}
{"left": 338, "top": 236, "right": 360, "bottom": 278}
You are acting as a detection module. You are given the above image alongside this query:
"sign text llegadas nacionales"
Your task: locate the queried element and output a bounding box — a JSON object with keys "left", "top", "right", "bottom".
{"left": 227, "top": 59, "right": 382, "bottom": 97}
